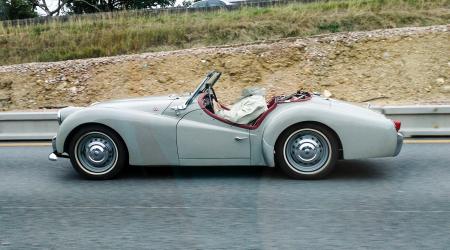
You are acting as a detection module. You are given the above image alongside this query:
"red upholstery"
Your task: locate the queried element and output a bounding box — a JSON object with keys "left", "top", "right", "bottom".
{"left": 197, "top": 92, "right": 311, "bottom": 130}
{"left": 197, "top": 93, "right": 278, "bottom": 130}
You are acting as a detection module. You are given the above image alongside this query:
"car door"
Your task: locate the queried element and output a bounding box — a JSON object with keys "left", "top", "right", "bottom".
{"left": 177, "top": 109, "right": 250, "bottom": 166}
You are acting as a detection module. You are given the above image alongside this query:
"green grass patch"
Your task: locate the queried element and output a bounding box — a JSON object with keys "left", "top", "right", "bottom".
{"left": 0, "top": 0, "right": 449, "bottom": 65}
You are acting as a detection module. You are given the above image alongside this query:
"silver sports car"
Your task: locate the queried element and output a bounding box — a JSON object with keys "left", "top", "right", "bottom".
{"left": 49, "top": 71, "right": 403, "bottom": 180}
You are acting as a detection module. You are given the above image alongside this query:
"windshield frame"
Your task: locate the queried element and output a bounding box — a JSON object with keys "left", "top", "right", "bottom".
{"left": 184, "top": 71, "right": 221, "bottom": 107}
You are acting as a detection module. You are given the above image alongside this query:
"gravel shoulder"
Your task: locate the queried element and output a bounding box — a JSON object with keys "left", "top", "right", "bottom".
{"left": 0, "top": 24, "right": 449, "bottom": 111}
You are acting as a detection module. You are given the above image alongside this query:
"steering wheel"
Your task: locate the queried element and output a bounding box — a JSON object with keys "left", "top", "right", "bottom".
{"left": 204, "top": 86, "right": 217, "bottom": 113}
{"left": 211, "top": 87, "right": 218, "bottom": 102}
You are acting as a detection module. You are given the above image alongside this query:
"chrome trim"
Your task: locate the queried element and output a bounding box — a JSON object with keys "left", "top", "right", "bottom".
{"left": 57, "top": 110, "right": 62, "bottom": 125}
{"left": 393, "top": 133, "right": 403, "bottom": 156}
{"left": 52, "top": 136, "right": 57, "bottom": 152}
{"left": 48, "top": 153, "right": 58, "bottom": 161}
{"left": 49, "top": 136, "right": 59, "bottom": 161}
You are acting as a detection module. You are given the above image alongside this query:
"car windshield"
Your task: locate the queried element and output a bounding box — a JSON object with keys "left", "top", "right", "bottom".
{"left": 191, "top": 1, "right": 207, "bottom": 7}
{"left": 191, "top": 0, "right": 225, "bottom": 8}
{"left": 208, "top": 0, "right": 226, "bottom": 6}
{"left": 184, "top": 71, "right": 221, "bottom": 107}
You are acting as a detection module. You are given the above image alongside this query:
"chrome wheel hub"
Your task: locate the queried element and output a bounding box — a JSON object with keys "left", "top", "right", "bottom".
{"left": 75, "top": 132, "right": 118, "bottom": 174}
{"left": 284, "top": 129, "right": 330, "bottom": 173}
{"left": 86, "top": 141, "right": 110, "bottom": 164}
{"left": 293, "top": 138, "right": 320, "bottom": 163}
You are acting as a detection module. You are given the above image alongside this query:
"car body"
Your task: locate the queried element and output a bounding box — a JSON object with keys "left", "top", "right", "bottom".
{"left": 189, "top": 0, "right": 227, "bottom": 8}
{"left": 49, "top": 71, "right": 403, "bottom": 179}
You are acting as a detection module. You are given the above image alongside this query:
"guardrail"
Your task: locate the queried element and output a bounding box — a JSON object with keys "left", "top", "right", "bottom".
{"left": 0, "top": 105, "right": 449, "bottom": 140}
{"left": 371, "top": 105, "right": 450, "bottom": 137}
{"left": 0, "top": 112, "right": 58, "bottom": 140}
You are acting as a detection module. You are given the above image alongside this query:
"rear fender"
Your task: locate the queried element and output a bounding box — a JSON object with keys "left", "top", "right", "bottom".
{"left": 261, "top": 102, "right": 397, "bottom": 167}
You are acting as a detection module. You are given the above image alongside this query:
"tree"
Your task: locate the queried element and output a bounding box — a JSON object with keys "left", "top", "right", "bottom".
{"left": 31, "top": 0, "right": 175, "bottom": 15}
{"left": 3, "top": 0, "right": 176, "bottom": 18}
{"left": 0, "top": 0, "right": 7, "bottom": 19}
{"left": 0, "top": 0, "right": 37, "bottom": 20}
{"left": 30, "top": 0, "right": 73, "bottom": 16}
{"left": 181, "top": 0, "right": 191, "bottom": 7}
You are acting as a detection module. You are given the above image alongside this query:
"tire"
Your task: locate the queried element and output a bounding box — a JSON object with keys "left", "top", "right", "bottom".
{"left": 68, "top": 125, "right": 128, "bottom": 180}
{"left": 275, "top": 123, "right": 339, "bottom": 179}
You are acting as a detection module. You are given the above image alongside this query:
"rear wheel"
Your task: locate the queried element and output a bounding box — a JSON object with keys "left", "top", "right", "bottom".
{"left": 275, "top": 123, "right": 338, "bottom": 179}
{"left": 69, "top": 125, "right": 127, "bottom": 180}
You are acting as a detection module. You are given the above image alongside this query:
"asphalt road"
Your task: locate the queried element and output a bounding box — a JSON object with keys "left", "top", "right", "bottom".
{"left": 1, "top": 142, "right": 450, "bottom": 249}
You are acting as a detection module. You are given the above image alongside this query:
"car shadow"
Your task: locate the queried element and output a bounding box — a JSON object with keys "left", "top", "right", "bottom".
{"left": 121, "top": 165, "right": 282, "bottom": 180}
{"left": 115, "top": 160, "right": 385, "bottom": 180}
{"left": 330, "top": 160, "right": 386, "bottom": 180}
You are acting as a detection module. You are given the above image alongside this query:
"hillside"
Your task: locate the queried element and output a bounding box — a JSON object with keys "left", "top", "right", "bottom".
{"left": 0, "top": 0, "right": 449, "bottom": 65}
{"left": 0, "top": 24, "right": 449, "bottom": 111}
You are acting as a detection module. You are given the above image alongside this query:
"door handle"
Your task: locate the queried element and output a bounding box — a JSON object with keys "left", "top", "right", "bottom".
{"left": 234, "top": 136, "right": 248, "bottom": 141}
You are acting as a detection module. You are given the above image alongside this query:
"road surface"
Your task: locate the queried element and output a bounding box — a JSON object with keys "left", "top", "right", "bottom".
{"left": 0, "top": 141, "right": 449, "bottom": 249}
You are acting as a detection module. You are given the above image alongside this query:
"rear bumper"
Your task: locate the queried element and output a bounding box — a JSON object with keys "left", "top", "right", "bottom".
{"left": 393, "top": 133, "right": 403, "bottom": 156}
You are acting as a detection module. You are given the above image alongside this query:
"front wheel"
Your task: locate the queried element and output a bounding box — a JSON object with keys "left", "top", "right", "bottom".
{"left": 275, "top": 124, "right": 339, "bottom": 179}
{"left": 69, "top": 125, "right": 127, "bottom": 180}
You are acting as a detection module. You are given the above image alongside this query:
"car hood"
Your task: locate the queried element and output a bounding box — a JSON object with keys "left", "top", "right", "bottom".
{"left": 91, "top": 95, "right": 182, "bottom": 114}
{"left": 58, "top": 95, "right": 187, "bottom": 125}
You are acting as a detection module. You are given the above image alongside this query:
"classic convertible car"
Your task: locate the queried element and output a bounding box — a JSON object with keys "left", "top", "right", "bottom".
{"left": 49, "top": 71, "right": 403, "bottom": 180}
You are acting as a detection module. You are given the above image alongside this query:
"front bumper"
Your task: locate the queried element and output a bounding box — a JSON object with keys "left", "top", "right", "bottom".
{"left": 393, "top": 133, "right": 403, "bottom": 157}
{"left": 48, "top": 136, "right": 67, "bottom": 161}
{"left": 48, "top": 136, "right": 58, "bottom": 161}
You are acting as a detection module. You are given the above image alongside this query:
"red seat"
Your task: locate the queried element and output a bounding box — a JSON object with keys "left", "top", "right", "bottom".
{"left": 198, "top": 93, "right": 278, "bottom": 130}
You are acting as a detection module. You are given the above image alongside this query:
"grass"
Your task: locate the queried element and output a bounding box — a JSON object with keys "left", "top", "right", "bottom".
{"left": 0, "top": 0, "right": 449, "bottom": 65}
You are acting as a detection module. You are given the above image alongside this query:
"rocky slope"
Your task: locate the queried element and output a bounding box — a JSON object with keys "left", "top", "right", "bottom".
{"left": 0, "top": 24, "right": 449, "bottom": 111}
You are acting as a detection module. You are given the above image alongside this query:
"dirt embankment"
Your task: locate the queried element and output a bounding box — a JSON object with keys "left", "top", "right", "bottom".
{"left": 0, "top": 25, "right": 449, "bottom": 111}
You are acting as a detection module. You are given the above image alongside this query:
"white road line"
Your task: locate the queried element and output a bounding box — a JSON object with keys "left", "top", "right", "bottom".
{"left": 404, "top": 139, "right": 450, "bottom": 144}
{"left": 1, "top": 206, "right": 450, "bottom": 213}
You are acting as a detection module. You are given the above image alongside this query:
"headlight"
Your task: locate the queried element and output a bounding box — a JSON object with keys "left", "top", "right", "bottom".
{"left": 57, "top": 107, "right": 82, "bottom": 125}
{"left": 57, "top": 110, "right": 62, "bottom": 125}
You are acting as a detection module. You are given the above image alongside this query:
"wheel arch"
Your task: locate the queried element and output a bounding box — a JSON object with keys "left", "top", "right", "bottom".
{"left": 262, "top": 120, "right": 343, "bottom": 167}
{"left": 275, "top": 121, "right": 343, "bottom": 159}
{"left": 63, "top": 122, "right": 129, "bottom": 158}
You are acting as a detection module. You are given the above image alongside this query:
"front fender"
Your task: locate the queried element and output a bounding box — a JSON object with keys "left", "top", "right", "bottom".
{"left": 55, "top": 107, "right": 179, "bottom": 166}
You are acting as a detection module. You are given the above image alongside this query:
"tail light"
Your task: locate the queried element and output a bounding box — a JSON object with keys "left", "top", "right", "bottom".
{"left": 393, "top": 120, "right": 401, "bottom": 132}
